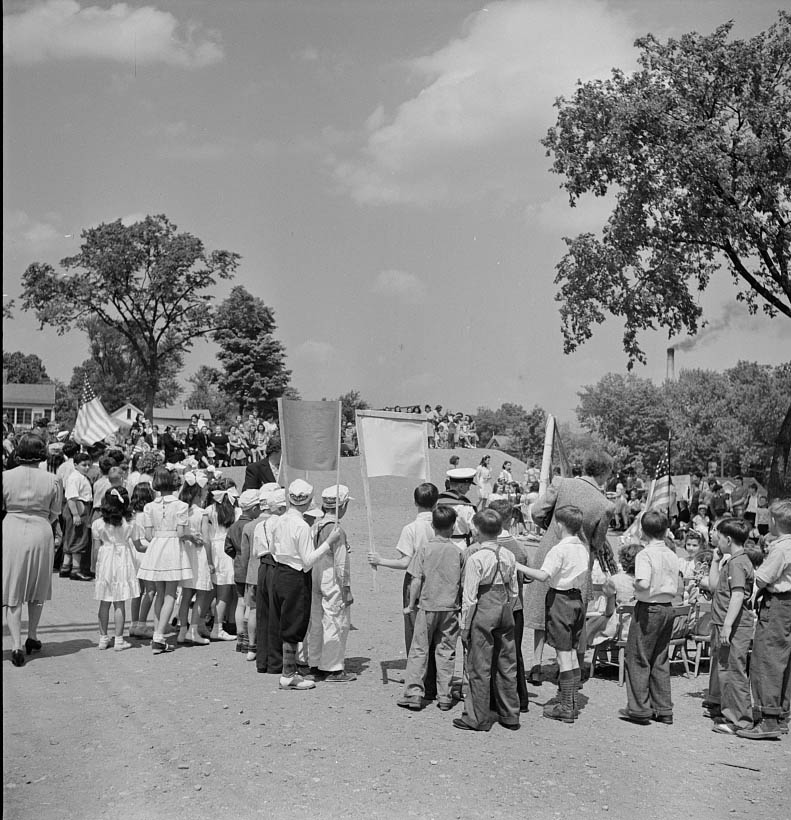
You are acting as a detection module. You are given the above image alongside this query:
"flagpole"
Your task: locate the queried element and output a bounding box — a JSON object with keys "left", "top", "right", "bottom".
{"left": 277, "top": 398, "right": 288, "bottom": 488}
{"left": 539, "top": 414, "right": 555, "bottom": 495}
{"left": 356, "top": 411, "right": 378, "bottom": 592}
{"left": 335, "top": 403, "right": 342, "bottom": 523}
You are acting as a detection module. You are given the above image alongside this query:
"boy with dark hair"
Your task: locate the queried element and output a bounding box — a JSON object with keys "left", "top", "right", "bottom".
{"left": 368, "top": 482, "right": 438, "bottom": 653}
{"left": 704, "top": 518, "right": 755, "bottom": 735}
{"left": 454, "top": 509, "right": 520, "bottom": 732}
{"left": 61, "top": 453, "right": 93, "bottom": 580}
{"left": 399, "top": 506, "right": 464, "bottom": 710}
{"left": 487, "top": 497, "right": 530, "bottom": 712}
{"left": 519, "top": 505, "right": 587, "bottom": 722}
{"left": 738, "top": 498, "right": 791, "bottom": 740}
{"left": 620, "top": 510, "right": 682, "bottom": 725}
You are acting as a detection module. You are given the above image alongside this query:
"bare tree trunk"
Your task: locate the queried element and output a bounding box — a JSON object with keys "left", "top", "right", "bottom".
{"left": 768, "top": 399, "right": 791, "bottom": 500}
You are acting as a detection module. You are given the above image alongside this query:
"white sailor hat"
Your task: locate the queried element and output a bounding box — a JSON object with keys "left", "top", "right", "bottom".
{"left": 321, "top": 484, "right": 353, "bottom": 504}
{"left": 258, "top": 482, "right": 280, "bottom": 505}
{"left": 446, "top": 467, "right": 476, "bottom": 483}
{"left": 268, "top": 488, "right": 287, "bottom": 509}
{"left": 238, "top": 489, "right": 261, "bottom": 510}
{"left": 288, "top": 478, "right": 314, "bottom": 504}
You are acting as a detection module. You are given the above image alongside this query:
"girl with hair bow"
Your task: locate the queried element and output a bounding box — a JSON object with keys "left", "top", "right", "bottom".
{"left": 91, "top": 487, "right": 139, "bottom": 651}
{"left": 207, "top": 478, "right": 241, "bottom": 641}
{"left": 175, "top": 471, "right": 215, "bottom": 645}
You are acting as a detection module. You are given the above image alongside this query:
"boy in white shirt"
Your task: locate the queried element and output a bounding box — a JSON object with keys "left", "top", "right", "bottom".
{"left": 620, "top": 510, "right": 682, "bottom": 726}
{"left": 62, "top": 453, "right": 93, "bottom": 580}
{"left": 520, "top": 505, "right": 588, "bottom": 723}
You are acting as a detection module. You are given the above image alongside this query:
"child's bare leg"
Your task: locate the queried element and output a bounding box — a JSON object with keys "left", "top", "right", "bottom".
{"left": 98, "top": 601, "right": 111, "bottom": 635}
{"left": 177, "top": 588, "right": 194, "bottom": 640}
{"left": 156, "top": 582, "right": 178, "bottom": 636}
{"left": 113, "top": 601, "right": 126, "bottom": 640}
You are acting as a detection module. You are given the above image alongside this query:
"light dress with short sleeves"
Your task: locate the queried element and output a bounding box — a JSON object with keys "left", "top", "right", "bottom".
{"left": 183, "top": 505, "right": 214, "bottom": 590}
{"left": 209, "top": 505, "right": 236, "bottom": 586}
{"left": 92, "top": 518, "right": 140, "bottom": 602}
{"left": 137, "top": 496, "right": 193, "bottom": 582}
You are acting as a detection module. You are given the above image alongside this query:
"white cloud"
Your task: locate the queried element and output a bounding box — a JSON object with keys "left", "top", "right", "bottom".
{"left": 293, "top": 340, "right": 338, "bottom": 366}
{"left": 333, "top": 0, "right": 637, "bottom": 207}
{"left": 3, "top": 0, "right": 223, "bottom": 68}
{"left": 3, "top": 210, "right": 62, "bottom": 251}
{"left": 372, "top": 269, "right": 427, "bottom": 304}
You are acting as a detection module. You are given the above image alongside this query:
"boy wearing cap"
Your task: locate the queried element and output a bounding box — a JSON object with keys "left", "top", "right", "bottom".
{"left": 225, "top": 489, "right": 260, "bottom": 653}
{"left": 399, "top": 506, "right": 463, "bottom": 710}
{"left": 437, "top": 468, "right": 477, "bottom": 546}
{"left": 306, "top": 485, "right": 356, "bottom": 683}
{"left": 239, "top": 484, "right": 278, "bottom": 661}
{"left": 255, "top": 486, "right": 287, "bottom": 673}
{"left": 272, "top": 479, "right": 339, "bottom": 690}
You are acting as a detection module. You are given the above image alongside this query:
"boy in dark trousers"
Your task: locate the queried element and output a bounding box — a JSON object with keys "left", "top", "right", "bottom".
{"left": 619, "top": 510, "right": 682, "bottom": 726}
{"left": 398, "top": 506, "right": 464, "bottom": 711}
{"left": 703, "top": 518, "right": 755, "bottom": 735}
{"left": 454, "top": 509, "right": 520, "bottom": 732}
{"left": 738, "top": 498, "right": 791, "bottom": 740}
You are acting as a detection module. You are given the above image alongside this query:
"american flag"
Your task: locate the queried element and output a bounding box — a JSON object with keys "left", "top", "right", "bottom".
{"left": 619, "top": 446, "right": 672, "bottom": 544}
{"left": 645, "top": 452, "right": 672, "bottom": 512}
{"left": 72, "top": 375, "right": 118, "bottom": 445}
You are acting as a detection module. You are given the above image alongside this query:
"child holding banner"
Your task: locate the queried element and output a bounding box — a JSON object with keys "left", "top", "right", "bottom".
{"left": 306, "top": 485, "right": 356, "bottom": 682}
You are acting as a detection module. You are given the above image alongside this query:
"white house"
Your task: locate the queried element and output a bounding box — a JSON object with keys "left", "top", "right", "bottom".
{"left": 110, "top": 402, "right": 145, "bottom": 429}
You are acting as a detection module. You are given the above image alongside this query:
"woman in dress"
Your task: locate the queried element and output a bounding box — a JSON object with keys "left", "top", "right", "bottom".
{"left": 475, "top": 455, "right": 493, "bottom": 510}
{"left": 2, "top": 434, "right": 63, "bottom": 667}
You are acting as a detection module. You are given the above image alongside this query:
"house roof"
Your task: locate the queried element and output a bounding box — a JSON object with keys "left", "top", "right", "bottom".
{"left": 153, "top": 406, "right": 213, "bottom": 421}
{"left": 486, "top": 435, "right": 512, "bottom": 449}
{"left": 111, "top": 402, "right": 144, "bottom": 415}
{"left": 2, "top": 382, "right": 56, "bottom": 404}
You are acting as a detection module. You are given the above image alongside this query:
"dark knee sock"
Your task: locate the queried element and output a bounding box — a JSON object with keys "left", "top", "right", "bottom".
{"left": 282, "top": 642, "right": 297, "bottom": 676}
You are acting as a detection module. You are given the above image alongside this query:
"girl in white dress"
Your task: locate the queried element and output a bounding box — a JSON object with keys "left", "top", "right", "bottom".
{"left": 128, "top": 483, "right": 156, "bottom": 639}
{"left": 137, "top": 467, "right": 198, "bottom": 654}
{"left": 91, "top": 488, "right": 140, "bottom": 651}
{"left": 175, "top": 471, "right": 215, "bottom": 646}
{"left": 475, "top": 455, "right": 493, "bottom": 510}
{"left": 207, "top": 477, "right": 240, "bottom": 641}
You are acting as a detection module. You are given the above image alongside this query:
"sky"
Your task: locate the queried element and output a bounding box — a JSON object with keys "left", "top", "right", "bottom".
{"left": 3, "top": 0, "right": 789, "bottom": 423}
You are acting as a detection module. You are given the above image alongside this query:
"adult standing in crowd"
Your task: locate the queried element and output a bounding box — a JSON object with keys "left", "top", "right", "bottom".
{"left": 2, "top": 434, "right": 64, "bottom": 667}
{"left": 242, "top": 438, "right": 282, "bottom": 492}
{"left": 525, "top": 451, "right": 615, "bottom": 686}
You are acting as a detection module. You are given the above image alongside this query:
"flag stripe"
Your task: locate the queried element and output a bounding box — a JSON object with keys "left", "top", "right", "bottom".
{"left": 73, "top": 397, "right": 117, "bottom": 445}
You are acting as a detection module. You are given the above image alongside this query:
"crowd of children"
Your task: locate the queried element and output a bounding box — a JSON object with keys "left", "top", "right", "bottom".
{"left": 6, "top": 429, "right": 790, "bottom": 744}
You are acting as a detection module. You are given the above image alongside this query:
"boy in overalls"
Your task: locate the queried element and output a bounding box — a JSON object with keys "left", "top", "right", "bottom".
{"left": 454, "top": 509, "right": 520, "bottom": 732}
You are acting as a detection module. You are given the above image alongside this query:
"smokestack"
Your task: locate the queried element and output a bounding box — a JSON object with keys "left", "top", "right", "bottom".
{"left": 666, "top": 347, "right": 675, "bottom": 382}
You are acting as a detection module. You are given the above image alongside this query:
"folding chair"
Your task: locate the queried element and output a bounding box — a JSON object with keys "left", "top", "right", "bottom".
{"left": 668, "top": 604, "right": 691, "bottom": 676}
{"left": 590, "top": 604, "right": 634, "bottom": 686}
{"left": 689, "top": 600, "right": 712, "bottom": 677}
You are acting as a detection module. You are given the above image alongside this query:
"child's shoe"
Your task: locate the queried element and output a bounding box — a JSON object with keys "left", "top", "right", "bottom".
{"left": 437, "top": 700, "right": 453, "bottom": 711}
{"left": 188, "top": 627, "right": 210, "bottom": 646}
{"left": 543, "top": 702, "right": 575, "bottom": 723}
{"left": 323, "top": 670, "right": 357, "bottom": 683}
{"left": 152, "top": 634, "right": 173, "bottom": 654}
{"left": 114, "top": 638, "right": 132, "bottom": 652}
{"left": 98, "top": 635, "right": 112, "bottom": 650}
{"left": 279, "top": 674, "right": 315, "bottom": 691}
{"left": 211, "top": 629, "right": 236, "bottom": 642}
{"left": 396, "top": 698, "right": 423, "bottom": 711}
{"left": 246, "top": 650, "right": 257, "bottom": 662}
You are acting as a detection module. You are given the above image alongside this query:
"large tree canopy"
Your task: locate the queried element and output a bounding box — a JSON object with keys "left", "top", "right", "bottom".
{"left": 68, "top": 318, "right": 183, "bottom": 413}
{"left": 20, "top": 214, "right": 239, "bottom": 419}
{"left": 543, "top": 13, "right": 791, "bottom": 493}
{"left": 578, "top": 363, "right": 791, "bottom": 479}
{"left": 213, "top": 285, "right": 291, "bottom": 415}
{"left": 2, "top": 351, "right": 49, "bottom": 384}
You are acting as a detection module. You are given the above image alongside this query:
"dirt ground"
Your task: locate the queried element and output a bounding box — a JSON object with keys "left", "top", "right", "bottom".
{"left": 3, "top": 449, "right": 790, "bottom": 820}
